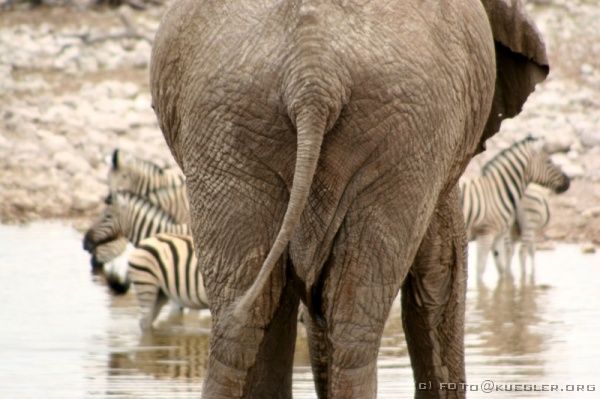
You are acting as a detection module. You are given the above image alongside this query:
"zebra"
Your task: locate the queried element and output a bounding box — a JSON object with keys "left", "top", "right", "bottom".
{"left": 83, "top": 191, "right": 190, "bottom": 252}
{"left": 89, "top": 236, "right": 128, "bottom": 272}
{"left": 146, "top": 185, "right": 190, "bottom": 224}
{"left": 108, "top": 149, "right": 185, "bottom": 196}
{"left": 83, "top": 191, "right": 190, "bottom": 291}
{"left": 460, "top": 137, "right": 569, "bottom": 280}
{"left": 127, "top": 233, "right": 208, "bottom": 331}
{"left": 107, "top": 149, "right": 190, "bottom": 223}
{"left": 494, "top": 183, "right": 551, "bottom": 281}
{"left": 101, "top": 240, "right": 135, "bottom": 294}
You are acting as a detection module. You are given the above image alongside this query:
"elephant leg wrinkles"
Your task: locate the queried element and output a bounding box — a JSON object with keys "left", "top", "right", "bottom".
{"left": 316, "top": 198, "right": 427, "bottom": 398}
{"left": 402, "top": 186, "right": 467, "bottom": 399}
{"left": 203, "top": 261, "right": 298, "bottom": 399}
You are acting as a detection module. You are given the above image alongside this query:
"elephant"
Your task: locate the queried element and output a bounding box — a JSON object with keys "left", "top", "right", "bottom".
{"left": 149, "top": 0, "right": 548, "bottom": 397}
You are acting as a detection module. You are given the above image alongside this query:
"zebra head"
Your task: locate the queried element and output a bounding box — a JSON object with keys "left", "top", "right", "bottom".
{"left": 89, "top": 236, "right": 129, "bottom": 271}
{"left": 107, "top": 149, "right": 184, "bottom": 196}
{"left": 83, "top": 192, "right": 130, "bottom": 254}
{"left": 526, "top": 150, "right": 570, "bottom": 194}
{"left": 108, "top": 149, "right": 160, "bottom": 195}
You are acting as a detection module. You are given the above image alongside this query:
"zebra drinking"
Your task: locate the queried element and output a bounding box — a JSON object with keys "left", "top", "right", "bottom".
{"left": 460, "top": 137, "right": 569, "bottom": 280}
{"left": 83, "top": 191, "right": 190, "bottom": 291}
{"left": 83, "top": 191, "right": 190, "bottom": 252}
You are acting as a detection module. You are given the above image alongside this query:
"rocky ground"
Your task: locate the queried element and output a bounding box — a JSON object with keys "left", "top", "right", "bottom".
{"left": 0, "top": 1, "right": 599, "bottom": 248}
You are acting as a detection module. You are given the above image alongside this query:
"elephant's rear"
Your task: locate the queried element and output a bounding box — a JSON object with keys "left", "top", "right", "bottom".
{"left": 149, "top": 1, "right": 518, "bottom": 398}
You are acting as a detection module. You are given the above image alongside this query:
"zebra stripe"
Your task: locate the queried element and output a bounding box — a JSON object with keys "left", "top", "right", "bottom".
{"left": 460, "top": 137, "right": 569, "bottom": 279}
{"left": 89, "top": 236, "right": 128, "bottom": 270}
{"left": 97, "top": 191, "right": 189, "bottom": 247}
{"left": 127, "top": 233, "right": 208, "bottom": 331}
{"left": 146, "top": 185, "right": 190, "bottom": 224}
{"left": 108, "top": 149, "right": 185, "bottom": 196}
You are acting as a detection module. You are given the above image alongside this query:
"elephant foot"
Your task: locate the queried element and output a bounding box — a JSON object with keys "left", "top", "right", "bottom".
{"left": 202, "top": 277, "right": 298, "bottom": 399}
{"left": 402, "top": 187, "right": 467, "bottom": 399}
{"left": 329, "top": 361, "right": 377, "bottom": 399}
{"left": 202, "top": 357, "right": 247, "bottom": 399}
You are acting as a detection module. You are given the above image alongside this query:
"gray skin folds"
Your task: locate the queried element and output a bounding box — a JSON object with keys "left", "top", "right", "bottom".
{"left": 150, "top": 0, "right": 548, "bottom": 398}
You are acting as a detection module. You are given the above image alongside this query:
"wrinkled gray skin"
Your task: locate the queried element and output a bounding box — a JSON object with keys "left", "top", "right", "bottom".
{"left": 150, "top": 1, "right": 548, "bottom": 397}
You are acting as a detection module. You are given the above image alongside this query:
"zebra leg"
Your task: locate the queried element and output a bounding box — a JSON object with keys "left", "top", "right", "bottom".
{"left": 403, "top": 187, "right": 467, "bottom": 398}
{"left": 491, "top": 235, "right": 505, "bottom": 277}
{"left": 519, "top": 242, "right": 528, "bottom": 280}
{"left": 138, "top": 288, "right": 169, "bottom": 332}
{"left": 476, "top": 234, "right": 494, "bottom": 281}
{"left": 493, "top": 233, "right": 512, "bottom": 279}
{"left": 528, "top": 242, "right": 536, "bottom": 284}
{"left": 166, "top": 301, "right": 185, "bottom": 321}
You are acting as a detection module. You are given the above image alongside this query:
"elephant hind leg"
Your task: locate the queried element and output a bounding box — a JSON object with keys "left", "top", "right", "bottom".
{"left": 402, "top": 187, "right": 467, "bottom": 398}
{"left": 242, "top": 275, "right": 300, "bottom": 399}
{"left": 202, "top": 264, "right": 299, "bottom": 399}
{"left": 320, "top": 207, "right": 414, "bottom": 399}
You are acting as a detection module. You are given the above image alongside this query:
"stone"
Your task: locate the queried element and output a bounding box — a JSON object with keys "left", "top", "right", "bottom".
{"left": 53, "top": 151, "right": 91, "bottom": 174}
{"left": 551, "top": 153, "right": 585, "bottom": 178}
{"left": 580, "top": 131, "right": 600, "bottom": 149}
{"left": 581, "top": 243, "right": 596, "bottom": 254}
{"left": 544, "top": 137, "right": 572, "bottom": 154}
{"left": 582, "top": 207, "right": 600, "bottom": 218}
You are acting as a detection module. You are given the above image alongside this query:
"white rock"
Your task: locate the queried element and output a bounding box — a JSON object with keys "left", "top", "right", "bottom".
{"left": 579, "top": 131, "right": 600, "bottom": 148}
{"left": 53, "top": 151, "right": 91, "bottom": 174}
{"left": 36, "top": 130, "right": 71, "bottom": 153}
{"left": 581, "top": 63, "right": 594, "bottom": 76}
{"left": 551, "top": 153, "right": 585, "bottom": 178}
{"left": 544, "top": 136, "right": 572, "bottom": 154}
{"left": 582, "top": 207, "right": 600, "bottom": 218}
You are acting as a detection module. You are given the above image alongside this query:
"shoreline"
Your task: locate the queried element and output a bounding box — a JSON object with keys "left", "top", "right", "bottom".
{"left": 1, "top": 1, "right": 599, "bottom": 249}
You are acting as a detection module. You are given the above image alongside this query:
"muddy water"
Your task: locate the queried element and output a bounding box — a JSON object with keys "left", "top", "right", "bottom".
{"left": 0, "top": 222, "right": 598, "bottom": 398}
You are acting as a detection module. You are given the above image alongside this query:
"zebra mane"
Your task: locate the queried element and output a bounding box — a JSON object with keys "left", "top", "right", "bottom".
{"left": 112, "top": 149, "right": 164, "bottom": 175}
{"left": 481, "top": 136, "right": 537, "bottom": 175}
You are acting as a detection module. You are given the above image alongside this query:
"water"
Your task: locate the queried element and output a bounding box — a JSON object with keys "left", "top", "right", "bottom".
{"left": 0, "top": 222, "right": 598, "bottom": 398}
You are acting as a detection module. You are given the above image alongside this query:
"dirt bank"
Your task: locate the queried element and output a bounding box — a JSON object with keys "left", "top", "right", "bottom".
{"left": 1, "top": 1, "right": 599, "bottom": 247}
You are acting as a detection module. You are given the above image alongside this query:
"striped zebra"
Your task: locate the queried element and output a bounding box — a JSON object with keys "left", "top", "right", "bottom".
{"left": 83, "top": 191, "right": 190, "bottom": 292}
{"left": 101, "top": 240, "right": 135, "bottom": 294}
{"left": 460, "top": 137, "right": 569, "bottom": 280}
{"left": 89, "top": 236, "right": 128, "bottom": 271}
{"left": 146, "top": 185, "right": 190, "bottom": 224}
{"left": 83, "top": 191, "right": 190, "bottom": 252}
{"left": 108, "top": 149, "right": 190, "bottom": 223}
{"left": 108, "top": 149, "right": 185, "bottom": 196}
{"left": 127, "top": 233, "right": 208, "bottom": 331}
{"left": 495, "top": 183, "right": 551, "bottom": 280}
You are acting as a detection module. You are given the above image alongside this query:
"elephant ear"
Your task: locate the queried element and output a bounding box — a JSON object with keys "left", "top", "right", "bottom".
{"left": 479, "top": 0, "right": 549, "bottom": 152}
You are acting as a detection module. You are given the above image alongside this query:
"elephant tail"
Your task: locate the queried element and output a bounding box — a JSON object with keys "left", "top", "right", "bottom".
{"left": 233, "top": 105, "right": 327, "bottom": 321}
